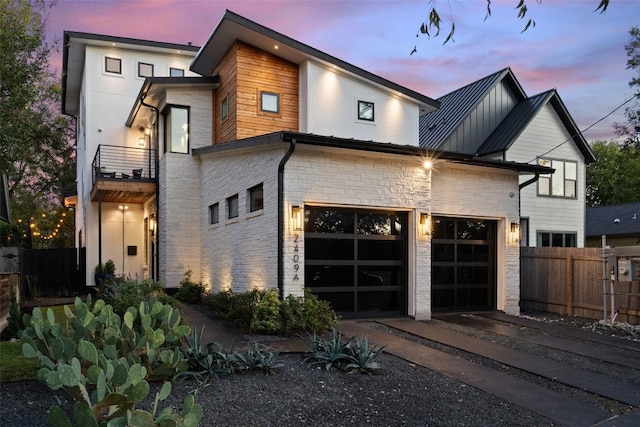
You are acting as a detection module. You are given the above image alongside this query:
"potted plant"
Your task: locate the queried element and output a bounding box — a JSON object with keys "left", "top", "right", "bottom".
{"left": 94, "top": 259, "right": 116, "bottom": 289}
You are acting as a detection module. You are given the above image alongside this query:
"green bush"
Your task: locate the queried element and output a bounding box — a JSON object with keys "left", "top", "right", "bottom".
{"left": 205, "top": 288, "right": 338, "bottom": 336}
{"left": 99, "top": 278, "right": 178, "bottom": 316}
{"left": 175, "top": 271, "right": 209, "bottom": 304}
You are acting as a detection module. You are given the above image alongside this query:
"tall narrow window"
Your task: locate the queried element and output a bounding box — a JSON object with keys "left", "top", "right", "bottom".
{"left": 227, "top": 194, "right": 239, "bottom": 219}
{"left": 138, "top": 62, "right": 154, "bottom": 77}
{"left": 209, "top": 203, "right": 219, "bottom": 225}
{"left": 221, "top": 96, "right": 228, "bottom": 121}
{"left": 164, "top": 106, "right": 189, "bottom": 153}
{"left": 248, "top": 183, "right": 263, "bottom": 212}
{"left": 105, "top": 57, "right": 122, "bottom": 74}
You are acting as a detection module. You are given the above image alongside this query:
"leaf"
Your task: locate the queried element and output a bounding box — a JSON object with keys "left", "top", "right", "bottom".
{"left": 124, "top": 311, "right": 134, "bottom": 330}
{"left": 78, "top": 340, "right": 98, "bottom": 365}
{"left": 442, "top": 23, "right": 456, "bottom": 45}
{"left": 46, "top": 307, "right": 55, "bottom": 325}
{"left": 58, "top": 364, "right": 79, "bottom": 387}
{"left": 73, "top": 401, "right": 99, "bottom": 427}
{"left": 22, "top": 342, "right": 38, "bottom": 358}
{"left": 158, "top": 381, "right": 172, "bottom": 401}
{"left": 48, "top": 405, "right": 72, "bottom": 427}
{"left": 595, "top": 0, "right": 609, "bottom": 13}
{"left": 521, "top": 18, "right": 535, "bottom": 33}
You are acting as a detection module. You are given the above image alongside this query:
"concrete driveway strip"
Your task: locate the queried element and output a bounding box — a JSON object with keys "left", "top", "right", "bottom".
{"left": 379, "top": 318, "right": 640, "bottom": 406}
{"left": 340, "top": 321, "right": 611, "bottom": 427}
{"left": 436, "top": 314, "right": 640, "bottom": 369}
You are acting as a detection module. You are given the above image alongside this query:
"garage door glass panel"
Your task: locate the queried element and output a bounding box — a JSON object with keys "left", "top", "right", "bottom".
{"left": 357, "top": 240, "right": 403, "bottom": 260}
{"left": 305, "top": 210, "right": 355, "bottom": 234}
{"left": 433, "top": 219, "right": 455, "bottom": 239}
{"left": 358, "top": 267, "right": 403, "bottom": 286}
{"left": 320, "top": 292, "right": 354, "bottom": 312}
{"left": 432, "top": 266, "right": 454, "bottom": 285}
{"left": 357, "top": 213, "right": 403, "bottom": 235}
{"left": 457, "top": 266, "right": 489, "bottom": 285}
{"left": 457, "top": 244, "right": 489, "bottom": 262}
{"left": 358, "top": 291, "right": 400, "bottom": 312}
{"left": 305, "top": 239, "right": 354, "bottom": 260}
{"left": 306, "top": 266, "right": 354, "bottom": 287}
{"left": 433, "top": 244, "right": 454, "bottom": 262}
{"left": 457, "top": 221, "right": 488, "bottom": 240}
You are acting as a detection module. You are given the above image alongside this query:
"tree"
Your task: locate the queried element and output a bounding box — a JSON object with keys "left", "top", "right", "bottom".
{"left": 614, "top": 26, "right": 640, "bottom": 149}
{"left": 413, "top": 0, "right": 610, "bottom": 52}
{"left": 0, "top": 0, "right": 75, "bottom": 248}
{"left": 586, "top": 141, "right": 640, "bottom": 206}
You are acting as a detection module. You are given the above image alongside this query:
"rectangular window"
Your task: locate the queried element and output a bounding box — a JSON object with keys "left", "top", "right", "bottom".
{"left": 105, "top": 57, "right": 122, "bottom": 74}
{"left": 520, "top": 217, "right": 529, "bottom": 247}
{"left": 227, "top": 194, "right": 239, "bottom": 219}
{"left": 209, "top": 203, "right": 219, "bottom": 225}
{"left": 260, "top": 91, "right": 279, "bottom": 113}
{"left": 357, "top": 100, "right": 375, "bottom": 121}
{"left": 221, "top": 96, "right": 228, "bottom": 121}
{"left": 164, "top": 106, "right": 189, "bottom": 153}
{"left": 248, "top": 183, "right": 263, "bottom": 212}
{"left": 170, "top": 67, "right": 184, "bottom": 77}
{"left": 536, "top": 231, "right": 577, "bottom": 247}
{"left": 537, "top": 158, "right": 577, "bottom": 198}
{"left": 138, "top": 62, "right": 154, "bottom": 77}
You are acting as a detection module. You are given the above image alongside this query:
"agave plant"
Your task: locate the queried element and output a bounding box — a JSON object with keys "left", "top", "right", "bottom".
{"left": 303, "top": 328, "right": 385, "bottom": 374}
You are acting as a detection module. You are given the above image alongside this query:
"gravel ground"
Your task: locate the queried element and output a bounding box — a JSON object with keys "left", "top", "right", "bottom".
{"left": 1, "top": 311, "right": 638, "bottom": 427}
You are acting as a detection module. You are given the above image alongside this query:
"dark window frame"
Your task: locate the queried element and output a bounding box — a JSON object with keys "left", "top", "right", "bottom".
{"left": 209, "top": 203, "right": 219, "bottom": 225}
{"left": 163, "top": 105, "right": 190, "bottom": 154}
{"left": 357, "top": 100, "right": 375, "bottom": 122}
{"left": 537, "top": 158, "right": 578, "bottom": 199}
{"left": 170, "top": 67, "right": 185, "bottom": 77}
{"left": 138, "top": 62, "right": 154, "bottom": 78}
{"left": 260, "top": 91, "right": 280, "bottom": 114}
{"left": 221, "top": 96, "right": 228, "bottom": 121}
{"left": 105, "top": 56, "right": 122, "bottom": 74}
{"left": 536, "top": 231, "right": 577, "bottom": 247}
{"left": 248, "top": 183, "right": 264, "bottom": 212}
{"left": 227, "top": 194, "right": 239, "bottom": 219}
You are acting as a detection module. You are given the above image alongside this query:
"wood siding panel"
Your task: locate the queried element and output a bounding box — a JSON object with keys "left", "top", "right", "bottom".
{"left": 213, "top": 44, "right": 238, "bottom": 144}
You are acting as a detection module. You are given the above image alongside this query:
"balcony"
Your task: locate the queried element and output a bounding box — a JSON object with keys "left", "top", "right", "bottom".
{"left": 91, "top": 145, "right": 157, "bottom": 204}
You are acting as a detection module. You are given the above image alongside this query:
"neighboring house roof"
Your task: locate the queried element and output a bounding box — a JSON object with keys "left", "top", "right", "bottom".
{"left": 191, "top": 10, "right": 440, "bottom": 116}
{"left": 0, "top": 174, "right": 10, "bottom": 223}
{"left": 62, "top": 31, "right": 200, "bottom": 116}
{"left": 193, "top": 131, "right": 551, "bottom": 175}
{"left": 586, "top": 202, "right": 640, "bottom": 237}
{"left": 419, "top": 67, "right": 596, "bottom": 163}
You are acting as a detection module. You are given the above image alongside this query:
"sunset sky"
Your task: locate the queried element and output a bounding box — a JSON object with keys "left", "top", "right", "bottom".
{"left": 46, "top": 0, "right": 639, "bottom": 142}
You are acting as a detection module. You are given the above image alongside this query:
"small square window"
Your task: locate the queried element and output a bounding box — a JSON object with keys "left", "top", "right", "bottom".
{"left": 138, "top": 62, "right": 154, "bottom": 77}
{"left": 105, "top": 57, "right": 122, "bottom": 74}
{"left": 227, "top": 194, "right": 239, "bottom": 219}
{"left": 170, "top": 67, "right": 184, "bottom": 77}
{"left": 221, "top": 97, "right": 228, "bottom": 121}
{"left": 357, "top": 100, "right": 374, "bottom": 121}
{"left": 260, "top": 91, "right": 279, "bottom": 113}
{"left": 209, "top": 203, "right": 219, "bottom": 225}
{"left": 248, "top": 183, "right": 263, "bottom": 212}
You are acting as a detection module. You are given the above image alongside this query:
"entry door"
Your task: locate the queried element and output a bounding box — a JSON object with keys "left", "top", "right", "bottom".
{"left": 304, "top": 207, "right": 408, "bottom": 316}
{"left": 431, "top": 218, "right": 496, "bottom": 312}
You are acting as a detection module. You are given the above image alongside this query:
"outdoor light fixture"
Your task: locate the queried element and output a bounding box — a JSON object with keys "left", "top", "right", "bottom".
{"left": 423, "top": 159, "right": 433, "bottom": 170}
{"left": 291, "top": 205, "right": 302, "bottom": 231}
{"left": 510, "top": 222, "right": 520, "bottom": 243}
{"left": 420, "top": 213, "right": 432, "bottom": 236}
{"left": 149, "top": 216, "right": 155, "bottom": 235}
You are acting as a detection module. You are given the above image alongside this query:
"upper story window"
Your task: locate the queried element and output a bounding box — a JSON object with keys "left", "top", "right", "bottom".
{"left": 138, "top": 62, "right": 154, "bottom": 78}
{"left": 537, "top": 231, "right": 577, "bottom": 247}
{"left": 221, "top": 96, "right": 228, "bottom": 121}
{"left": 248, "top": 183, "right": 263, "bottom": 212}
{"left": 164, "top": 105, "right": 189, "bottom": 154}
{"left": 209, "top": 203, "right": 219, "bottom": 225}
{"left": 260, "top": 91, "right": 279, "bottom": 113}
{"left": 170, "top": 67, "right": 185, "bottom": 77}
{"left": 105, "top": 57, "right": 122, "bottom": 74}
{"left": 227, "top": 194, "right": 239, "bottom": 219}
{"left": 357, "top": 100, "right": 375, "bottom": 122}
{"left": 538, "top": 158, "right": 577, "bottom": 198}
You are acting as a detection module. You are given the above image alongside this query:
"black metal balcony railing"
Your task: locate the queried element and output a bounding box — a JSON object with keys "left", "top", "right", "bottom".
{"left": 92, "top": 145, "right": 157, "bottom": 184}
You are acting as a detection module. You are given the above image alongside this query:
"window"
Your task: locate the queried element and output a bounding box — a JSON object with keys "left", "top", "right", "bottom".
{"left": 357, "top": 100, "right": 374, "bottom": 121}
{"left": 138, "top": 62, "right": 154, "bottom": 77}
{"left": 536, "top": 232, "right": 577, "bottom": 247}
{"left": 221, "top": 96, "right": 228, "bottom": 121}
{"left": 520, "top": 218, "right": 529, "bottom": 247}
{"left": 170, "top": 67, "right": 184, "bottom": 77}
{"left": 227, "top": 194, "right": 239, "bottom": 219}
{"left": 209, "top": 203, "right": 219, "bottom": 225}
{"left": 260, "top": 91, "right": 279, "bottom": 113}
{"left": 164, "top": 106, "right": 189, "bottom": 153}
{"left": 105, "top": 57, "right": 122, "bottom": 74}
{"left": 248, "top": 183, "right": 263, "bottom": 212}
{"left": 538, "top": 159, "right": 577, "bottom": 198}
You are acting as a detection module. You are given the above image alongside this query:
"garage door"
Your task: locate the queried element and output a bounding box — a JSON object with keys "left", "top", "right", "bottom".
{"left": 431, "top": 217, "right": 496, "bottom": 312}
{"left": 304, "top": 207, "right": 407, "bottom": 316}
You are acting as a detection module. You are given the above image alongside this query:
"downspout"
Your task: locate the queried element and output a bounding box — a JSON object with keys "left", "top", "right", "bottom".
{"left": 277, "top": 137, "right": 297, "bottom": 298}
{"left": 140, "top": 95, "right": 160, "bottom": 281}
{"left": 519, "top": 172, "right": 540, "bottom": 190}
{"left": 518, "top": 172, "right": 540, "bottom": 248}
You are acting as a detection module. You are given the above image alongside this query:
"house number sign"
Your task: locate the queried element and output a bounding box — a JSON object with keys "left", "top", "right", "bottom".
{"left": 292, "top": 234, "right": 300, "bottom": 281}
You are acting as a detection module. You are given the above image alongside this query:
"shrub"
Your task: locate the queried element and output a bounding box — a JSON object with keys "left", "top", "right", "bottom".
{"left": 175, "top": 270, "right": 209, "bottom": 304}
{"left": 303, "top": 328, "right": 385, "bottom": 374}
{"left": 250, "top": 289, "right": 283, "bottom": 334}
{"left": 99, "top": 278, "right": 178, "bottom": 316}
{"left": 281, "top": 291, "right": 337, "bottom": 335}
{"left": 20, "top": 295, "right": 201, "bottom": 426}
{"left": 0, "top": 279, "right": 23, "bottom": 340}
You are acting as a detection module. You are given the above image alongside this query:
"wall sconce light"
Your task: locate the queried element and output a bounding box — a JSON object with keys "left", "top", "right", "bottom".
{"left": 149, "top": 216, "right": 155, "bottom": 233}
{"left": 510, "top": 222, "right": 520, "bottom": 243}
{"left": 420, "top": 213, "right": 432, "bottom": 236}
{"left": 291, "top": 205, "right": 302, "bottom": 231}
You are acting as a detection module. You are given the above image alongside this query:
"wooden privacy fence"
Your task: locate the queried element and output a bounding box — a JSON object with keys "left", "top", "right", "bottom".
{"left": 520, "top": 247, "right": 640, "bottom": 324}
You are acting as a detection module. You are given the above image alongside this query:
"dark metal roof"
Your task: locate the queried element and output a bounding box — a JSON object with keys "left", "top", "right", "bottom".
{"left": 191, "top": 10, "right": 440, "bottom": 115}
{"left": 419, "top": 68, "right": 525, "bottom": 149}
{"left": 62, "top": 31, "right": 200, "bottom": 116}
{"left": 586, "top": 202, "right": 640, "bottom": 237}
{"left": 193, "top": 131, "right": 550, "bottom": 175}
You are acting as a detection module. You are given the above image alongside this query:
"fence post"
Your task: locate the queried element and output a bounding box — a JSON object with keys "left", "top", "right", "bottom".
{"left": 566, "top": 254, "right": 573, "bottom": 315}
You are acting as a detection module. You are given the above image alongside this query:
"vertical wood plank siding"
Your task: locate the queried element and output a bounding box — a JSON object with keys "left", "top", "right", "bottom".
{"left": 520, "top": 247, "right": 640, "bottom": 323}
{"left": 212, "top": 41, "right": 299, "bottom": 144}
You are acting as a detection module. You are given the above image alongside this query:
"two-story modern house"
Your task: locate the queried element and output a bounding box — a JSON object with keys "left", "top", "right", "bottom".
{"left": 420, "top": 68, "right": 596, "bottom": 248}
{"left": 63, "top": 11, "right": 549, "bottom": 318}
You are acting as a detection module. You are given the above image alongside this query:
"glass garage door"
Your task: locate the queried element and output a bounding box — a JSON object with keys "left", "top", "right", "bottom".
{"left": 304, "top": 207, "right": 407, "bottom": 316}
{"left": 431, "top": 217, "right": 496, "bottom": 312}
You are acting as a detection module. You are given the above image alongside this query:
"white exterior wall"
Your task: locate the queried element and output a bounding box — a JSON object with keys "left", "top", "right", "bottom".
{"left": 199, "top": 147, "right": 283, "bottom": 293}
{"left": 77, "top": 44, "right": 195, "bottom": 285}
{"left": 431, "top": 164, "right": 522, "bottom": 315}
{"left": 158, "top": 89, "right": 212, "bottom": 287}
{"left": 506, "top": 104, "right": 587, "bottom": 247}
{"left": 299, "top": 61, "right": 420, "bottom": 146}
